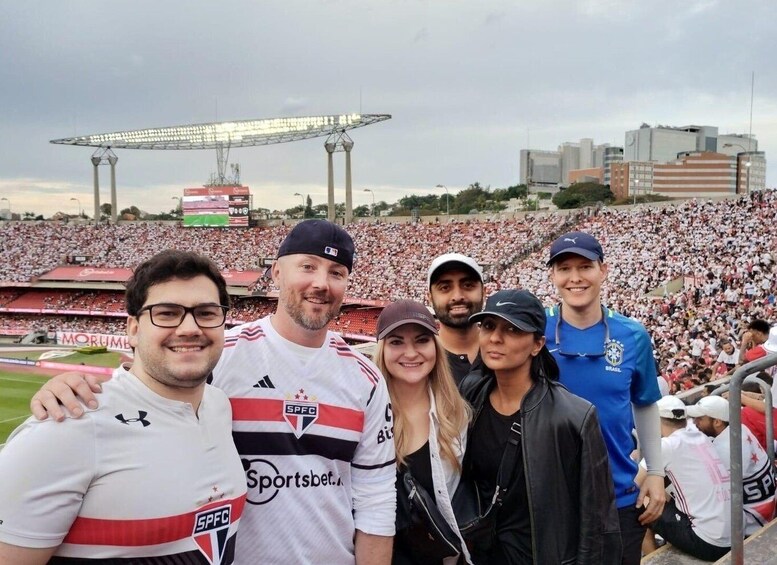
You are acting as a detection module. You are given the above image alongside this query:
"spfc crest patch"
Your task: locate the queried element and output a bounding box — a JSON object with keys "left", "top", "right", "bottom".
{"left": 193, "top": 504, "right": 232, "bottom": 564}
{"left": 605, "top": 340, "right": 624, "bottom": 367}
{"left": 283, "top": 396, "right": 319, "bottom": 438}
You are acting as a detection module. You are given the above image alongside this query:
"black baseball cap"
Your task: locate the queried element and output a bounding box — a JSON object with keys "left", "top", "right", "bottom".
{"left": 469, "top": 289, "right": 545, "bottom": 333}
{"left": 547, "top": 231, "right": 604, "bottom": 265}
{"left": 377, "top": 300, "right": 438, "bottom": 340}
{"left": 277, "top": 220, "right": 355, "bottom": 272}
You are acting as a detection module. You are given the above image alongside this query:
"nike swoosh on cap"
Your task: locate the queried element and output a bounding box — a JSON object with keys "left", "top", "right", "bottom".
{"left": 495, "top": 301, "right": 516, "bottom": 306}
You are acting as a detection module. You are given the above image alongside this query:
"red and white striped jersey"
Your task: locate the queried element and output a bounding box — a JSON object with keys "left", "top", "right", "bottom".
{"left": 0, "top": 368, "right": 247, "bottom": 564}
{"left": 216, "top": 316, "right": 396, "bottom": 564}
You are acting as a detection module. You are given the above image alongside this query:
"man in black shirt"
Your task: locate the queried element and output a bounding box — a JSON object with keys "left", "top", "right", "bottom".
{"left": 427, "top": 253, "right": 485, "bottom": 383}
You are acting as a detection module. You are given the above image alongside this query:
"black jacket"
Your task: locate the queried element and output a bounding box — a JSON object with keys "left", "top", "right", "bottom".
{"left": 459, "top": 372, "right": 622, "bottom": 565}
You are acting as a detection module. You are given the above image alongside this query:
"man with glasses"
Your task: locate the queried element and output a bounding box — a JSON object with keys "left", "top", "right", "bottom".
{"left": 544, "top": 231, "right": 665, "bottom": 565}
{"left": 0, "top": 250, "right": 246, "bottom": 563}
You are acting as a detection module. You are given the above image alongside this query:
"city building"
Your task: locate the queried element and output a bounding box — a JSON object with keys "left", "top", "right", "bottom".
{"left": 611, "top": 151, "right": 767, "bottom": 200}
{"left": 520, "top": 149, "right": 562, "bottom": 189}
{"left": 520, "top": 139, "right": 620, "bottom": 190}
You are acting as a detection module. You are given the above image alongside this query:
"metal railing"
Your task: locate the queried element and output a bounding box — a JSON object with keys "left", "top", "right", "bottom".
{"left": 713, "top": 376, "right": 774, "bottom": 468}
{"left": 719, "top": 354, "right": 777, "bottom": 564}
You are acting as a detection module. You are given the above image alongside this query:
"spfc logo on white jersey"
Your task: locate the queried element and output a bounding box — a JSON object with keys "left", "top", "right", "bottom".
{"left": 193, "top": 504, "right": 232, "bottom": 564}
{"left": 284, "top": 399, "right": 319, "bottom": 438}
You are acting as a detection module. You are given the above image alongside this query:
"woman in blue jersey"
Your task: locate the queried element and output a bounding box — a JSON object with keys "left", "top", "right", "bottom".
{"left": 375, "top": 300, "right": 472, "bottom": 565}
{"left": 459, "top": 289, "right": 621, "bottom": 564}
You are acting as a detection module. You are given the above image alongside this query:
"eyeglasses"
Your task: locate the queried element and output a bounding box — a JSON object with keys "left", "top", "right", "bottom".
{"left": 137, "top": 303, "right": 229, "bottom": 328}
{"left": 554, "top": 305, "right": 610, "bottom": 358}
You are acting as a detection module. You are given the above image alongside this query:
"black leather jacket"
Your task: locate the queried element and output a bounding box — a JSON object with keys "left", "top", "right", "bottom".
{"left": 460, "top": 372, "right": 622, "bottom": 565}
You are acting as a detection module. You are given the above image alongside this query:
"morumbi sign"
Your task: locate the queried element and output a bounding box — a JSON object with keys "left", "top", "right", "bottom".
{"left": 57, "top": 331, "right": 131, "bottom": 351}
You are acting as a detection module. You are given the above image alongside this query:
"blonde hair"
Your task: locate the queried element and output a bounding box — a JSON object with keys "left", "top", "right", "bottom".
{"left": 376, "top": 334, "right": 471, "bottom": 470}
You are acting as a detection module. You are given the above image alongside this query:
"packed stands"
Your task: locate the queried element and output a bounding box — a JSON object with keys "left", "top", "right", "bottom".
{"left": 1, "top": 191, "right": 776, "bottom": 388}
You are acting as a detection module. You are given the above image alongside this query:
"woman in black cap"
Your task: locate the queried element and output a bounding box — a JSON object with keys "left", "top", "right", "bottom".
{"left": 375, "top": 300, "right": 472, "bottom": 565}
{"left": 459, "top": 289, "right": 621, "bottom": 565}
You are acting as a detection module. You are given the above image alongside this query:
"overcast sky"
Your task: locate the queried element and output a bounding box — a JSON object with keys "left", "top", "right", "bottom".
{"left": 1, "top": 0, "right": 775, "bottom": 217}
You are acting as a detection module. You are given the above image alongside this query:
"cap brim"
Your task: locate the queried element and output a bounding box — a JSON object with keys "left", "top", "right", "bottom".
{"left": 469, "top": 311, "right": 539, "bottom": 333}
{"left": 377, "top": 320, "right": 438, "bottom": 341}
{"left": 547, "top": 248, "right": 601, "bottom": 265}
{"left": 685, "top": 406, "right": 706, "bottom": 418}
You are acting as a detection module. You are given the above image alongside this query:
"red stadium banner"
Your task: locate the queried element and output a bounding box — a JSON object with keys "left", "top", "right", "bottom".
{"left": 220, "top": 270, "right": 263, "bottom": 287}
{"left": 38, "top": 267, "right": 133, "bottom": 283}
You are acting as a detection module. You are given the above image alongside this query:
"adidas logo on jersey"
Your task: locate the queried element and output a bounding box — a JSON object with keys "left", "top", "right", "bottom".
{"left": 253, "top": 375, "right": 275, "bottom": 389}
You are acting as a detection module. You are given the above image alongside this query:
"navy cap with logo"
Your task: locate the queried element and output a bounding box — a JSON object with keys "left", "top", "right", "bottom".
{"left": 547, "top": 231, "right": 604, "bottom": 266}
{"left": 277, "top": 220, "right": 355, "bottom": 272}
{"left": 469, "top": 289, "right": 546, "bottom": 333}
{"left": 377, "top": 300, "right": 438, "bottom": 341}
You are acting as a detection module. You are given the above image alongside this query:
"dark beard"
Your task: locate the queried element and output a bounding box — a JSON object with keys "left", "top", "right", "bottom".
{"left": 434, "top": 303, "right": 476, "bottom": 329}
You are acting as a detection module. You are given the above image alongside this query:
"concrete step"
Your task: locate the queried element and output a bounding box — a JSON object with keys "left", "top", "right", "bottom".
{"left": 641, "top": 516, "right": 777, "bottom": 564}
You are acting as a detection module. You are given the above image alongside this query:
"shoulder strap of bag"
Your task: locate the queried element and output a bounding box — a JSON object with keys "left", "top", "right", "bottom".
{"left": 491, "top": 419, "right": 522, "bottom": 507}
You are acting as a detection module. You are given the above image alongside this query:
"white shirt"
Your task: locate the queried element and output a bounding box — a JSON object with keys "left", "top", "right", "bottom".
{"left": 712, "top": 425, "right": 776, "bottom": 536}
{"left": 426, "top": 389, "right": 472, "bottom": 565}
{"left": 0, "top": 369, "right": 246, "bottom": 562}
{"left": 660, "top": 426, "right": 731, "bottom": 547}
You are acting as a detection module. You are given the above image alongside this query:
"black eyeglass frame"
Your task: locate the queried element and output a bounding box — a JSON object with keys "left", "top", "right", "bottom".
{"left": 554, "top": 304, "right": 611, "bottom": 358}
{"left": 136, "top": 303, "right": 229, "bottom": 329}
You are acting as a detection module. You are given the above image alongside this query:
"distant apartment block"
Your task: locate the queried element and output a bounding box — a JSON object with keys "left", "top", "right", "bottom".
{"left": 611, "top": 151, "right": 766, "bottom": 199}
{"left": 520, "top": 139, "right": 620, "bottom": 189}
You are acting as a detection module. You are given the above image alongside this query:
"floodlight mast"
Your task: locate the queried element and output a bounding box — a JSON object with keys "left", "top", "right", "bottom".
{"left": 50, "top": 113, "right": 391, "bottom": 222}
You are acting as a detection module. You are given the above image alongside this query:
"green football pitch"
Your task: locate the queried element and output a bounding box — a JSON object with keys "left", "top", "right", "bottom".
{"left": 0, "top": 371, "right": 49, "bottom": 445}
{"left": 0, "top": 350, "right": 123, "bottom": 445}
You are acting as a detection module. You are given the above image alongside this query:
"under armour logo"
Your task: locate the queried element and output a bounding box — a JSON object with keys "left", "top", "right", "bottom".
{"left": 563, "top": 237, "right": 577, "bottom": 243}
{"left": 115, "top": 411, "right": 151, "bottom": 427}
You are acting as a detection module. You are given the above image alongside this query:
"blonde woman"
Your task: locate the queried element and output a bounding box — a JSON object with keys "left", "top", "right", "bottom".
{"left": 376, "top": 300, "right": 472, "bottom": 565}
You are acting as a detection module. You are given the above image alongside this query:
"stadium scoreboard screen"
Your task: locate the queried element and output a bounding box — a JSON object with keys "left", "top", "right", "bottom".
{"left": 182, "top": 186, "right": 250, "bottom": 227}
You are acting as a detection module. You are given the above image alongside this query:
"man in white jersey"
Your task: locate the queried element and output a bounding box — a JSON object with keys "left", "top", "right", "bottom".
{"left": 1, "top": 250, "right": 246, "bottom": 564}
{"left": 640, "top": 395, "right": 731, "bottom": 561}
{"left": 30, "top": 221, "right": 397, "bottom": 565}
{"left": 687, "top": 395, "right": 776, "bottom": 536}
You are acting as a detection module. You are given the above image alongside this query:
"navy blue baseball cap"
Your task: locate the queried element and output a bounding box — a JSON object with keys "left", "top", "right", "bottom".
{"left": 469, "top": 289, "right": 545, "bottom": 333}
{"left": 277, "top": 220, "right": 355, "bottom": 272}
{"left": 547, "top": 231, "right": 604, "bottom": 265}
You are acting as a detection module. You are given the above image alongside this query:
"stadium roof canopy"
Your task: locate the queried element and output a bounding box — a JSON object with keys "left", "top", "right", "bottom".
{"left": 50, "top": 113, "right": 391, "bottom": 150}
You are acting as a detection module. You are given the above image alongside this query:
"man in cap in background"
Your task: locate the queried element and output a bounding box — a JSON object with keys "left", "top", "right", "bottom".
{"left": 640, "top": 396, "right": 731, "bottom": 561}
{"left": 688, "top": 395, "right": 776, "bottom": 535}
{"left": 426, "top": 252, "right": 485, "bottom": 383}
{"left": 544, "top": 231, "right": 665, "bottom": 565}
{"left": 30, "top": 220, "right": 396, "bottom": 565}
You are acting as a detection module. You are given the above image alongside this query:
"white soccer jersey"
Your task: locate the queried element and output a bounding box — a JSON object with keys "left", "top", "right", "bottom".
{"left": 712, "top": 425, "right": 776, "bottom": 535}
{"left": 661, "top": 427, "right": 732, "bottom": 547}
{"left": 215, "top": 316, "right": 396, "bottom": 565}
{"left": 0, "top": 368, "right": 247, "bottom": 564}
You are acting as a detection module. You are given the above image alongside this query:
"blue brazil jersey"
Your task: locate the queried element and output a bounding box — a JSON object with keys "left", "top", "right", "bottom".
{"left": 545, "top": 306, "right": 661, "bottom": 508}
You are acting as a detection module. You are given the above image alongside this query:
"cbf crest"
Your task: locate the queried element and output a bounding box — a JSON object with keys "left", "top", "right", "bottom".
{"left": 605, "top": 339, "right": 624, "bottom": 367}
{"left": 283, "top": 388, "right": 319, "bottom": 438}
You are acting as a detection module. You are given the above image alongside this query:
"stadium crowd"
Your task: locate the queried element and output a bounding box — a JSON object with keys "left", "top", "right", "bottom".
{"left": 2, "top": 191, "right": 776, "bottom": 391}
